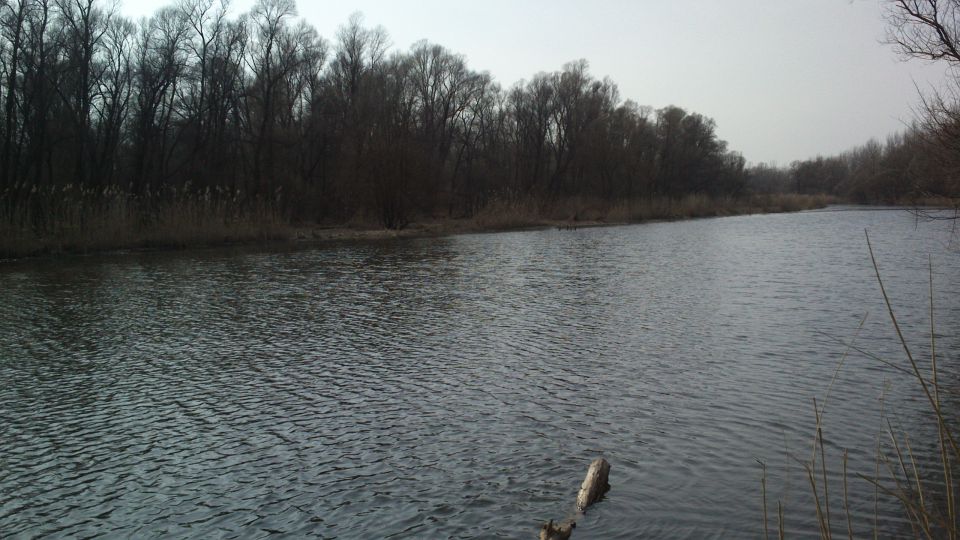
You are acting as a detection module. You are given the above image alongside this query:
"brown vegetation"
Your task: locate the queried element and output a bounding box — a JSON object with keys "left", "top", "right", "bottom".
{"left": 0, "top": 0, "right": 937, "bottom": 261}
{"left": 748, "top": 131, "right": 960, "bottom": 206}
{"left": 0, "top": 0, "right": 756, "bottom": 256}
{"left": 0, "top": 191, "right": 832, "bottom": 259}
{"left": 0, "top": 183, "right": 285, "bottom": 257}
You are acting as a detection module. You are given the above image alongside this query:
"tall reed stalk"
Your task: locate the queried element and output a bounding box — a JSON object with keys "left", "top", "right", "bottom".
{"left": 768, "top": 231, "right": 958, "bottom": 538}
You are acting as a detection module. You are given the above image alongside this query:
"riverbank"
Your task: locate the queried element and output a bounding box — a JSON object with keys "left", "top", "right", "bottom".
{"left": 0, "top": 193, "right": 838, "bottom": 260}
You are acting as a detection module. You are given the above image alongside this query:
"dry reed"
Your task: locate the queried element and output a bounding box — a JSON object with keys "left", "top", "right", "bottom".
{"left": 769, "top": 231, "right": 959, "bottom": 539}
{"left": 0, "top": 183, "right": 286, "bottom": 258}
{"left": 1, "top": 188, "right": 834, "bottom": 258}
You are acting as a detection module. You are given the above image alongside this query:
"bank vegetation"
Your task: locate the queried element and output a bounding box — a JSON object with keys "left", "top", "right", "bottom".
{"left": 0, "top": 0, "right": 836, "bottom": 258}
{"left": 0, "top": 0, "right": 953, "bottom": 258}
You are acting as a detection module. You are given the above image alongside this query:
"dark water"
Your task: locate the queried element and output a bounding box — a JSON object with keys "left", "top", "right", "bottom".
{"left": 2, "top": 208, "right": 959, "bottom": 539}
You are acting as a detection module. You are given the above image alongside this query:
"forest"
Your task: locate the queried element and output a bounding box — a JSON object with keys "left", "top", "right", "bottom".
{"left": 748, "top": 128, "right": 960, "bottom": 203}
{"left": 748, "top": 0, "right": 960, "bottom": 204}
{"left": 0, "top": 0, "right": 754, "bottom": 230}
{"left": 0, "top": 0, "right": 954, "bottom": 256}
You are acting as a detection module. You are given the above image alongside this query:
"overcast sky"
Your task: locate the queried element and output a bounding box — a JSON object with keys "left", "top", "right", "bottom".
{"left": 119, "top": 0, "right": 951, "bottom": 165}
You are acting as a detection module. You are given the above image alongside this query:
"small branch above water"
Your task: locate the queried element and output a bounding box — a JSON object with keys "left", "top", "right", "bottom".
{"left": 539, "top": 457, "right": 611, "bottom": 540}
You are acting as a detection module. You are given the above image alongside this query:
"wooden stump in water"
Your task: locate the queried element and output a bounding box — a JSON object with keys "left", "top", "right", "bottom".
{"left": 576, "top": 458, "right": 611, "bottom": 512}
{"left": 538, "top": 457, "right": 610, "bottom": 539}
{"left": 539, "top": 519, "right": 574, "bottom": 540}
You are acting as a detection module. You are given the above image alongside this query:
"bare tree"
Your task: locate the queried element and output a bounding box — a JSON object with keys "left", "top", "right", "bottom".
{"left": 53, "top": 0, "right": 114, "bottom": 185}
{"left": 0, "top": 0, "right": 757, "bottom": 236}
{"left": 886, "top": 0, "right": 960, "bottom": 63}
{"left": 91, "top": 15, "right": 134, "bottom": 185}
{"left": 21, "top": 0, "right": 54, "bottom": 186}
{"left": 885, "top": 0, "right": 960, "bottom": 199}
{"left": 130, "top": 5, "right": 189, "bottom": 191}
{"left": 325, "top": 12, "right": 388, "bottom": 206}
{"left": 509, "top": 74, "right": 553, "bottom": 193}
{"left": 0, "top": 0, "right": 38, "bottom": 188}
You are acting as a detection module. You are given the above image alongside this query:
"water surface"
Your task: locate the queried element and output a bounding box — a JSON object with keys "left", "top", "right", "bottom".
{"left": 2, "top": 207, "right": 959, "bottom": 538}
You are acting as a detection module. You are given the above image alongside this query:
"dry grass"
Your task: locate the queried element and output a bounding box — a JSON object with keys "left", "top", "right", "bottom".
{"left": 605, "top": 194, "right": 724, "bottom": 221}
{"left": 470, "top": 196, "right": 547, "bottom": 230}
{"left": 0, "top": 183, "right": 286, "bottom": 258}
{"left": 1, "top": 188, "right": 836, "bottom": 259}
{"left": 601, "top": 193, "right": 834, "bottom": 222}
{"left": 471, "top": 192, "right": 834, "bottom": 230}
{"left": 749, "top": 193, "right": 838, "bottom": 213}
{"left": 901, "top": 195, "right": 959, "bottom": 209}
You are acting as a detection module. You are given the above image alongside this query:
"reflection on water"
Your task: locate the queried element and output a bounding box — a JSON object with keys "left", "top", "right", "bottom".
{"left": 1, "top": 208, "right": 959, "bottom": 538}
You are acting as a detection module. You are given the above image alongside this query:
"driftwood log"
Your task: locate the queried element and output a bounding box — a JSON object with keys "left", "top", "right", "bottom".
{"left": 539, "top": 520, "right": 574, "bottom": 540}
{"left": 539, "top": 458, "right": 610, "bottom": 540}
{"left": 576, "top": 458, "right": 611, "bottom": 511}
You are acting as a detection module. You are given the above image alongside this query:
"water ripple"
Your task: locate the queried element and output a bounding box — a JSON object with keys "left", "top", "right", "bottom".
{"left": 1, "top": 208, "right": 959, "bottom": 538}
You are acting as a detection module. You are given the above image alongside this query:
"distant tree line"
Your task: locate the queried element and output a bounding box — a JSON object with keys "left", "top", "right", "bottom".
{"left": 746, "top": 129, "right": 959, "bottom": 203}
{"left": 0, "top": 0, "right": 749, "bottom": 229}
{"left": 746, "top": 0, "right": 960, "bottom": 205}
{"left": 743, "top": 0, "right": 960, "bottom": 205}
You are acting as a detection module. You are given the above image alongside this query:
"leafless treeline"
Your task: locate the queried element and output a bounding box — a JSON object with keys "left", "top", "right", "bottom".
{"left": 755, "top": 0, "right": 960, "bottom": 204}
{"left": 0, "top": 0, "right": 747, "bottom": 229}
{"left": 748, "top": 129, "right": 958, "bottom": 202}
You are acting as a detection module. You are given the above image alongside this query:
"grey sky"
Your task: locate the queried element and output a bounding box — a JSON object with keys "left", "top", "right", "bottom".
{"left": 119, "top": 0, "right": 950, "bottom": 165}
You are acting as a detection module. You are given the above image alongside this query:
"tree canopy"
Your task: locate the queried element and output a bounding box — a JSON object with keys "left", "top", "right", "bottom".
{"left": 0, "top": 0, "right": 748, "bottom": 228}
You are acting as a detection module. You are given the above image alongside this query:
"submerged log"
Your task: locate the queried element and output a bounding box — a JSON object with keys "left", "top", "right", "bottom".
{"left": 539, "top": 519, "right": 574, "bottom": 540}
{"left": 576, "top": 458, "right": 611, "bottom": 512}
{"left": 539, "top": 458, "right": 610, "bottom": 539}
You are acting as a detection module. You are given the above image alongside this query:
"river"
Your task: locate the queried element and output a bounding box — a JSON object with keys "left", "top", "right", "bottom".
{"left": 1, "top": 207, "right": 959, "bottom": 538}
